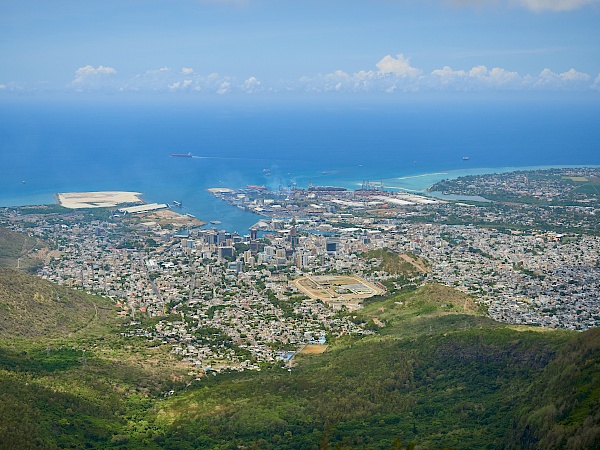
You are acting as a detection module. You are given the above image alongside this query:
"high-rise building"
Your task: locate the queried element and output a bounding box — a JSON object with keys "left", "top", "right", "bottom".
{"left": 326, "top": 238, "right": 338, "bottom": 254}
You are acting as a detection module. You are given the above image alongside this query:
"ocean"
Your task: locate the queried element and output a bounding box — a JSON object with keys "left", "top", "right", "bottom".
{"left": 1, "top": 96, "right": 599, "bottom": 233}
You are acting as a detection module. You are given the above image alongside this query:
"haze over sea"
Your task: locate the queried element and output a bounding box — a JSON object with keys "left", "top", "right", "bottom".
{"left": 1, "top": 97, "right": 599, "bottom": 234}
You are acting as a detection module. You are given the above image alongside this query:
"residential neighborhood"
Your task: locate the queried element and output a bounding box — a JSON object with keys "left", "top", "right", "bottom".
{"left": 2, "top": 168, "right": 598, "bottom": 372}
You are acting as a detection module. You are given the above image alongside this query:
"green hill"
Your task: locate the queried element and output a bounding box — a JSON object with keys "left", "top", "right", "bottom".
{"left": 0, "top": 267, "right": 192, "bottom": 449}
{"left": 0, "top": 267, "right": 112, "bottom": 339}
{"left": 0, "top": 227, "right": 48, "bottom": 271}
{"left": 0, "top": 273, "right": 598, "bottom": 449}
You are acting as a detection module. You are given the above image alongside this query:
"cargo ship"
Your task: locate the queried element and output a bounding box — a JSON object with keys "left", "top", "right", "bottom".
{"left": 170, "top": 152, "right": 193, "bottom": 157}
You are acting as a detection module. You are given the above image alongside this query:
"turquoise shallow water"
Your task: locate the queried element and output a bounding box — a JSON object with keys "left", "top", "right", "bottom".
{"left": 1, "top": 99, "right": 598, "bottom": 233}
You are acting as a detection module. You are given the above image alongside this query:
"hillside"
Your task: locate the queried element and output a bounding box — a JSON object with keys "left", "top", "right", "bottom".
{"left": 364, "top": 248, "right": 429, "bottom": 278}
{"left": 0, "top": 267, "right": 113, "bottom": 339}
{"left": 0, "top": 275, "right": 598, "bottom": 449}
{"left": 0, "top": 227, "right": 49, "bottom": 271}
{"left": 0, "top": 267, "right": 193, "bottom": 449}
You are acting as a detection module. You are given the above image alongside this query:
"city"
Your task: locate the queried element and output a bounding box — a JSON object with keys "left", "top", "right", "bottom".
{"left": 2, "top": 168, "right": 598, "bottom": 373}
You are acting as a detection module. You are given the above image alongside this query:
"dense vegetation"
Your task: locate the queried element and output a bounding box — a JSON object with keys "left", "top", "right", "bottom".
{"left": 0, "top": 267, "right": 598, "bottom": 448}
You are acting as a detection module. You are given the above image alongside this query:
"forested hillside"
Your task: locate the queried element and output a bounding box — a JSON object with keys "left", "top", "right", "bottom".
{"left": 0, "top": 266, "right": 598, "bottom": 449}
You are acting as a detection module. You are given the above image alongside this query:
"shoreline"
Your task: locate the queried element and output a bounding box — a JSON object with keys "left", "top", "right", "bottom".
{"left": 380, "top": 164, "right": 600, "bottom": 193}
{"left": 1, "top": 164, "right": 598, "bottom": 233}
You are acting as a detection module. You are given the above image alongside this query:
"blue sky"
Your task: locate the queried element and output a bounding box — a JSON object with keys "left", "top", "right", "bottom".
{"left": 1, "top": 0, "right": 599, "bottom": 96}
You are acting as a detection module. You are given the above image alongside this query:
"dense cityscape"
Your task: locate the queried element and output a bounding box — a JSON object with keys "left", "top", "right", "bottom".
{"left": 2, "top": 168, "right": 598, "bottom": 373}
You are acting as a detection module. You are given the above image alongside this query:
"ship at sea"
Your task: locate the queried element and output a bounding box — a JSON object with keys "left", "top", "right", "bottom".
{"left": 463, "top": 156, "right": 470, "bottom": 161}
{"left": 170, "top": 152, "right": 193, "bottom": 157}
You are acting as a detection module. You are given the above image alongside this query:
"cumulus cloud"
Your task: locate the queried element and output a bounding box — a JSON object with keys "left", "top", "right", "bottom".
{"left": 56, "top": 52, "right": 596, "bottom": 96}
{"left": 216, "top": 81, "right": 232, "bottom": 95}
{"left": 431, "top": 66, "right": 467, "bottom": 79}
{"left": 72, "top": 65, "right": 116, "bottom": 84}
{"left": 559, "top": 68, "right": 591, "bottom": 81}
{"left": 432, "top": 66, "right": 467, "bottom": 78}
{"left": 240, "top": 76, "right": 261, "bottom": 93}
{"left": 297, "top": 54, "right": 597, "bottom": 94}
{"left": 168, "top": 79, "right": 193, "bottom": 91}
{"left": 469, "top": 66, "right": 519, "bottom": 87}
{"left": 534, "top": 67, "right": 591, "bottom": 89}
{"left": 376, "top": 54, "right": 421, "bottom": 77}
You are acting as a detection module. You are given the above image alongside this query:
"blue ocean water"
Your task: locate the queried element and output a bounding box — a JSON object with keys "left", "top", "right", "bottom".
{"left": 1, "top": 97, "right": 599, "bottom": 233}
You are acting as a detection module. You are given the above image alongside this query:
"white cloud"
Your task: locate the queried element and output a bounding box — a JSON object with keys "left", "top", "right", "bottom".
{"left": 432, "top": 66, "right": 467, "bottom": 78}
{"left": 326, "top": 70, "right": 349, "bottom": 79}
{"left": 241, "top": 76, "right": 261, "bottom": 93}
{"left": 168, "top": 79, "right": 194, "bottom": 91}
{"left": 376, "top": 54, "right": 421, "bottom": 77}
{"left": 55, "top": 53, "right": 597, "bottom": 96}
{"left": 296, "top": 54, "right": 596, "bottom": 94}
{"left": 217, "top": 81, "right": 232, "bottom": 95}
{"left": 517, "top": 0, "right": 600, "bottom": 11}
{"left": 535, "top": 67, "right": 592, "bottom": 88}
{"left": 451, "top": 0, "right": 599, "bottom": 11}
{"left": 0, "top": 84, "right": 6, "bottom": 89}
{"left": 559, "top": 68, "right": 591, "bottom": 81}
{"left": 469, "top": 65, "right": 489, "bottom": 79}
{"left": 488, "top": 67, "right": 519, "bottom": 83}
{"left": 462, "top": 65, "right": 520, "bottom": 87}
{"left": 72, "top": 65, "right": 116, "bottom": 84}
{"left": 430, "top": 66, "right": 468, "bottom": 89}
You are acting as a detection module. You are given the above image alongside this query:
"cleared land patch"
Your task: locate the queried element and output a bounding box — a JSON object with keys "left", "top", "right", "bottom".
{"left": 300, "top": 344, "right": 328, "bottom": 354}
{"left": 56, "top": 191, "right": 142, "bottom": 209}
{"left": 562, "top": 176, "right": 589, "bottom": 182}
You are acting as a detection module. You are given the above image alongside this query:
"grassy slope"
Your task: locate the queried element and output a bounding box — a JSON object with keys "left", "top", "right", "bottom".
{"left": 0, "top": 267, "right": 111, "bottom": 338}
{"left": 0, "top": 227, "right": 48, "bottom": 271}
{"left": 0, "top": 268, "right": 190, "bottom": 449}
{"left": 363, "top": 248, "right": 428, "bottom": 277}
{"left": 0, "top": 266, "right": 598, "bottom": 449}
{"left": 144, "top": 284, "right": 598, "bottom": 449}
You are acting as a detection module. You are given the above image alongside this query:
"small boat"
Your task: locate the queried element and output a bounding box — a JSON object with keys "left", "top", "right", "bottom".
{"left": 463, "top": 156, "right": 470, "bottom": 161}
{"left": 170, "top": 152, "right": 193, "bottom": 157}
{"left": 210, "top": 220, "right": 222, "bottom": 225}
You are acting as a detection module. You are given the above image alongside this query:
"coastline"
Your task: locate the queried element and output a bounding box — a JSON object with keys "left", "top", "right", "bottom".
{"left": 1, "top": 164, "right": 598, "bottom": 234}
{"left": 380, "top": 164, "right": 600, "bottom": 193}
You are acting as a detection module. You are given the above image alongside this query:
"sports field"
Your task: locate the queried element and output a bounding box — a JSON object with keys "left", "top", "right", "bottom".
{"left": 292, "top": 274, "right": 385, "bottom": 307}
